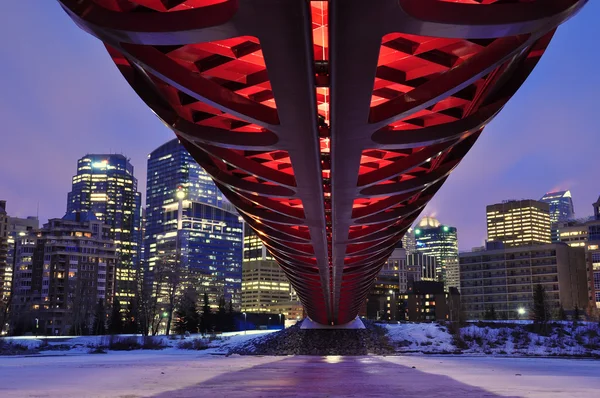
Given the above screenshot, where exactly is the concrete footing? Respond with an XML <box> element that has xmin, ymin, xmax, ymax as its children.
<box><xmin>300</xmin><ymin>317</ymin><xmax>366</xmax><ymax>330</ymax></box>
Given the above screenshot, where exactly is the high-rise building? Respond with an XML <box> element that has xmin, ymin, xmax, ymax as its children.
<box><xmin>414</xmin><ymin>217</ymin><xmax>458</xmax><ymax>286</ymax></box>
<box><xmin>1</xmin><ymin>214</ymin><xmax>39</xmax><ymax>333</ymax></box>
<box><xmin>540</xmin><ymin>190</ymin><xmax>575</xmax><ymax>223</ymax></box>
<box><xmin>145</xmin><ymin>139</ymin><xmax>243</xmax><ymax>313</ymax></box>
<box><xmin>401</xmin><ymin>228</ymin><xmax>416</xmax><ymax>255</ymax></box>
<box><xmin>459</xmin><ymin>243</ymin><xmax>590</xmax><ymax>320</ymax></box>
<box><xmin>406</xmin><ymin>253</ymin><xmax>437</xmax><ymax>283</ymax></box>
<box><xmin>10</xmin><ymin>212</ymin><xmax>116</xmax><ymax>335</ymax></box>
<box><xmin>241</xmin><ymin>226</ymin><xmax>302</xmax><ymax>321</ymax></box>
<box><xmin>6</xmin><ymin>216</ymin><xmax>39</xmax><ymax>273</ymax></box>
<box><xmin>66</xmin><ymin>154</ymin><xmax>141</xmax><ymax>305</ymax></box>
<box><xmin>541</xmin><ymin>190</ymin><xmax>575</xmax><ymax>242</ymax></box>
<box><xmin>557</xmin><ymin>213</ymin><xmax>600</xmax><ymax>308</ymax></box>
<box><xmin>0</xmin><ymin>201</ymin><xmax>8</xmax><ymax>307</ymax></box>
<box><xmin>486</xmin><ymin>200</ymin><xmax>551</xmax><ymax>248</ymax></box>
<box><xmin>243</xmin><ymin>224</ymin><xmax>274</xmax><ymax>262</ymax></box>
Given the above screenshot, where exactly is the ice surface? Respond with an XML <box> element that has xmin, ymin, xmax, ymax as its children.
<box><xmin>1</xmin><ymin>353</ymin><xmax>599</xmax><ymax>397</ymax></box>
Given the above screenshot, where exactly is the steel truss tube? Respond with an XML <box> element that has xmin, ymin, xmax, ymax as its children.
<box><xmin>58</xmin><ymin>0</ymin><xmax>587</xmax><ymax>325</ymax></box>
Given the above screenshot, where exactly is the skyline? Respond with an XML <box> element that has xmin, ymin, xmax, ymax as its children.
<box><xmin>1</xmin><ymin>2</ymin><xmax>599</xmax><ymax>251</ymax></box>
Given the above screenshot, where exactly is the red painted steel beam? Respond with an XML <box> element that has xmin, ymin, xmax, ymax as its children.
<box><xmin>58</xmin><ymin>0</ymin><xmax>587</xmax><ymax>325</ymax></box>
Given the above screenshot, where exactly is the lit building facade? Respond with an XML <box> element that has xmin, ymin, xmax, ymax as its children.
<box><xmin>145</xmin><ymin>139</ymin><xmax>243</xmax><ymax>312</ymax></box>
<box><xmin>557</xmin><ymin>216</ymin><xmax>600</xmax><ymax>307</ymax></box>
<box><xmin>486</xmin><ymin>200</ymin><xmax>551</xmax><ymax>248</ymax></box>
<box><xmin>540</xmin><ymin>190</ymin><xmax>575</xmax><ymax>223</ymax></box>
<box><xmin>401</xmin><ymin>228</ymin><xmax>416</xmax><ymax>255</ymax></box>
<box><xmin>459</xmin><ymin>243</ymin><xmax>590</xmax><ymax>320</ymax></box>
<box><xmin>414</xmin><ymin>217</ymin><xmax>458</xmax><ymax>286</ymax></box>
<box><xmin>66</xmin><ymin>154</ymin><xmax>141</xmax><ymax>305</ymax></box>
<box><xmin>241</xmin><ymin>226</ymin><xmax>302</xmax><ymax>321</ymax></box>
<box><xmin>2</xmin><ymin>214</ymin><xmax>39</xmax><ymax>333</ymax></box>
<box><xmin>0</xmin><ymin>201</ymin><xmax>8</xmax><ymax>306</ymax></box>
<box><xmin>11</xmin><ymin>212</ymin><xmax>116</xmax><ymax>335</ymax></box>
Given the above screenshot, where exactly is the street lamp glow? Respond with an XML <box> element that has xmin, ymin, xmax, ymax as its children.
<box><xmin>176</xmin><ymin>190</ymin><xmax>185</xmax><ymax>200</ymax></box>
<box><xmin>517</xmin><ymin>308</ymin><xmax>526</xmax><ymax>316</ymax></box>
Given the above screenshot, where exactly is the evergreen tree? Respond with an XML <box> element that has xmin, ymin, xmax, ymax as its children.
<box><xmin>92</xmin><ymin>299</ymin><xmax>106</xmax><ymax>335</ymax></box>
<box><xmin>108</xmin><ymin>299</ymin><xmax>124</xmax><ymax>334</ymax></box>
<box><xmin>215</xmin><ymin>296</ymin><xmax>226</xmax><ymax>332</ymax></box>
<box><xmin>557</xmin><ymin>304</ymin><xmax>567</xmax><ymax>321</ymax></box>
<box><xmin>573</xmin><ymin>304</ymin><xmax>580</xmax><ymax>327</ymax></box>
<box><xmin>200</xmin><ymin>293</ymin><xmax>211</xmax><ymax>335</ymax></box>
<box><xmin>174</xmin><ymin>287</ymin><xmax>200</xmax><ymax>334</ymax></box>
<box><xmin>484</xmin><ymin>305</ymin><xmax>497</xmax><ymax>321</ymax></box>
<box><xmin>227</xmin><ymin>301</ymin><xmax>236</xmax><ymax>332</ymax></box>
<box><xmin>532</xmin><ymin>284</ymin><xmax>550</xmax><ymax>326</ymax></box>
<box><xmin>124</xmin><ymin>301</ymin><xmax>139</xmax><ymax>334</ymax></box>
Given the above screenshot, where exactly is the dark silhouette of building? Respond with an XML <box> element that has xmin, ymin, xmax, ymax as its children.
<box><xmin>400</xmin><ymin>281</ymin><xmax>460</xmax><ymax>322</ymax></box>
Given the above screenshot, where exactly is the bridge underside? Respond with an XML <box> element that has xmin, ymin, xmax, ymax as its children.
<box><xmin>59</xmin><ymin>0</ymin><xmax>586</xmax><ymax>325</ymax></box>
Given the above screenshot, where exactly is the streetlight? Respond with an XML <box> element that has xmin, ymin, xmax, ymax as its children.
<box><xmin>278</xmin><ymin>313</ymin><xmax>282</xmax><ymax>328</ymax></box>
<box><xmin>35</xmin><ymin>318</ymin><xmax>39</xmax><ymax>338</ymax></box>
<box><xmin>243</xmin><ymin>312</ymin><xmax>247</xmax><ymax>335</ymax></box>
<box><xmin>517</xmin><ymin>307</ymin><xmax>526</xmax><ymax>320</ymax></box>
<box><xmin>268</xmin><ymin>316</ymin><xmax>272</xmax><ymax>329</ymax></box>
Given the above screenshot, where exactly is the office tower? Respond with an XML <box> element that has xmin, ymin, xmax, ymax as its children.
<box><xmin>1</xmin><ymin>213</ymin><xmax>39</xmax><ymax>333</ymax></box>
<box><xmin>540</xmin><ymin>190</ymin><xmax>575</xmax><ymax>223</ymax></box>
<box><xmin>557</xmin><ymin>209</ymin><xmax>600</xmax><ymax>307</ymax></box>
<box><xmin>6</xmin><ymin>216</ymin><xmax>39</xmax><ymax>274</ymax></box>
<box><xmin>366</xmin><ymin>246</ymin><xmax>406</xmax><ymax>321</ymax></box>
<box><xmin>10</xmin><ymin>212</ymin><xmax>116</xmax><ymax>335</ymax></box>
<box><xmin>541</xmin><ymin>190</ymin><xmax>575</xmax><ymax>242</ymax></box>
<box><xmin>445</xmin><ymin>257</ymin><xmax>460</xmax><ymax>292</ymax></box>
<box><xmin>414</xmin><ymin>217</ymin><xmax>458</xmax><ymax>286</ymax></box>
<box><xmin>406</xmin><ymin>253</ymin><xmax>437</xmax><ymax>283</ymax></box>
<box><xmin>486</xmin><ymin>200</ymin><xmax>551</xmax><ymax>247</ymax></box>
<box><xmin>241</xmin><ymin>226</ymin><xmax>302</xmax><ymax>321</ymax></box>
<box><xmin>0</xmin><ymin>201</ymin><xmax>8</xmax><ymax>307</ymax></box>
<box><xmin>66</xmin><ymin>154</ymin><xmax>141</xmax><ymax>305</ymax></box>
<box><xmin>243</xmin><ymin>224</ymin><xmax>274</xmax><ymax>262</ymax></box>
<box><xmin>401</xmin><ymin>228</ymin><xmax>416</xmax><ymax>255</ymax></box>
<box><xmin>459</xmin><ymin>243</ymin><xmax>590</xmax><ymax>320</ymax></box>
<box><xmin>145</xmin><ymin>139</ymin><xmax>243</xmax><ymax>313</ymax></box>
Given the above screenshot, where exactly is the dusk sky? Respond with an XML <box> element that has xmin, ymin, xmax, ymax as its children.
<box><xmin>1</xmin><ymin>2</ymin><xmax>598</xmax><ymax>251</ymax></box>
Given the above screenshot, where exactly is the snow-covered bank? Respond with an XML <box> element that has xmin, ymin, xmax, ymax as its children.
<box><xmin>0</xmin><ymin>330</ymin><xmax>276</xmax><ymax>355</ymax></box>
<box><xmin>384</xmin><ymin>321</ymin><xmax>600</xmax><ymax>357</ymax></box>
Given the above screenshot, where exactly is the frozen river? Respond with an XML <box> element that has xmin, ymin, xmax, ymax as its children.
<box><xmin>1</xmin><ymin>352</ymin><xmax>599</xmax><ymax>397</ymax></box>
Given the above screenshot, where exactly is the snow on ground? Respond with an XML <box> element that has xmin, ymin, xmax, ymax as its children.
<box><xmin>1</xmin><ymin>352</ymin><xmax>599</xmax><ymax>397</ymax></box>
<box><xmin>383</xmin><ymin>322</ymin><xmax>455</xmax><ymax>353</ymax></box>
<box><xmin>384</xmin><ymin>321</ymin><xmax>600</xmax><ymax>356</ymax></box>
<box><xmin>1</xmin><ymin>330</ymin><xmax>276</xmax><ymax>355</ymax></box>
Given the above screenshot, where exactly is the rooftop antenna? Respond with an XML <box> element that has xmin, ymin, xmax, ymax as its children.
<box><xmin>36</xmin><ymin>201</ymin><xmax>39</xmax><ymax>220</ymax></box>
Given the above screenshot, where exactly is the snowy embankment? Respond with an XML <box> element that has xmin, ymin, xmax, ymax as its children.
<box><xmin>0</xmin><ymin>330</ymin><xmax>276</xmax><ymax>355</ymax></box>
<box><xmin>384</xmin><ymin>321</ymin><xmax>600</xmax><ymax>357</ymax></box>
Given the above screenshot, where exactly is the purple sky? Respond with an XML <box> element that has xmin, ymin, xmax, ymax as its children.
<box><xmin>1</xmin><ymin>3</ymin><xmax>598</xmax><ymax>251</ymax></box>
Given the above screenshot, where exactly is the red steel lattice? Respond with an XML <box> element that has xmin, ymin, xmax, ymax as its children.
<box><xmin>59</xmin><ymin>0</ymin><xmax>587</xmax><ymax>325</ymax></box>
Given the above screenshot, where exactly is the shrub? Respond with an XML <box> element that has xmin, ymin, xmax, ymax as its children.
<box><xmin>108</xmin><ymin>336</ymin><xmax>140</xmax><ymax>351</ymax></box>
<box><xmin>142</xmin><ymin>336</ymin><xmax>167</xmax><ymax>350</ymax></box>
<box><xmin>178</xmin><ymin>339</ymin><xmax>209</xmax><ymax>350</ymax></box>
